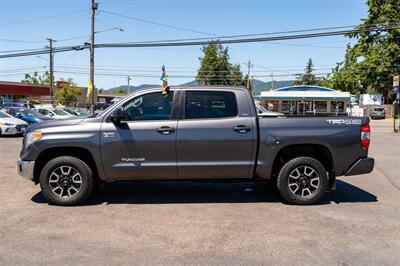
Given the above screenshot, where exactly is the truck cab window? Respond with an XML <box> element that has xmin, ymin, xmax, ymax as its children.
<box><xmin>123</xmin><ymin>92</ymin><xmax>174</xmax><ymax>121</ymax></box>
<box><xmin>184</xmin><ymin>91</ymin><xmax>237</xmax><ymax>119</ymax></box>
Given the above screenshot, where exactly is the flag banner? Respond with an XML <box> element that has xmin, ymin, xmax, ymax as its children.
<box><xmin>87</xmin><ymin>80</ymin><xmax>93</xmax><ymax>103</ymax></box>
<box><xmin>160</xmin><ymin>64</ymin><xmax>169</xmax><ymax>97</ymax></box>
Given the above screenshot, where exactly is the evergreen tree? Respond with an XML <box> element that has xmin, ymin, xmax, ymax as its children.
<box><xmin>293</xmin><ymin>58</ymin><xmax>319</xmax><ymax>85</ymax></box>
<box><xmin>196</xmin><ymin>43</ymin><xmax>244</xmax><ymax>86</ymax></box>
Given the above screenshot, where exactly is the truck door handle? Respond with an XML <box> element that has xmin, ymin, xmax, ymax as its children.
<box><xmin>233</xmin><ymin>125</ymin><xmax>251</xmax><ymax>133</ymax></box>
<box><xmin>156</xmin><ymin>126</ymin><xmax>175</xmax><ymax>135</ymax></box>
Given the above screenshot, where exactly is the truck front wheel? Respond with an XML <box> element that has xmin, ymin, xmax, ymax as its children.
<box><xmin>277</xmin><ymin>157</ymin><xmax>327</xmax><ymax>205</ymax></box>
<box><xmin>39</xmin><ymin>156</ymin><xmax>95</xmax><ymax>206</ymax></box>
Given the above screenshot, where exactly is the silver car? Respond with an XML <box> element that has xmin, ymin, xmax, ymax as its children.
<box><xmin>0</xmin><ymin>110</ymin><xmax>28</xmax><ymax>136</ymax></box>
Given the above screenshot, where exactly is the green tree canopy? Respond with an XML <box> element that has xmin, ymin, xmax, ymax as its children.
<box><xmin>55</xmin><ymin>78</ymin><xmax>83</xmax><ymax>106</ymax></box>
<box><xmin>331</xmin><ymin>0</ymin><xmax>400</xmax><ymax>100</ymax></box>
<box><xmin>113</xmin><ymin>88</ymin><xmax>127</xmax><ymax>95</ymax></box>
<box><xmin>293</xmin><ymin>58</ymin><xmax>319</xmax><ymax>86</ymax></box>
<box><xmin>21</xmin><ymin>71</ymin><xmax>50</xmax><ymax>85</ymax></box>
<box><xmin>196</xmin><ymin>43</ymin><xmax>243</xmax><ymax>87</ymax></box>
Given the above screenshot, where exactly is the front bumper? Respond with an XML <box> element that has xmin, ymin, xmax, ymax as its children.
<box><xmin>0</xmin><ymin>125</ymin><xmax>27</xmax><ymax>135</ymax></box>
<box><xmin>345</xmin><ymin>157</ymin><xmax>374</xmax><ymax>176</ymax></box>
<box><xmin>17</xmin><ymin>160</ymin><xmax>35</xmax><ymax>181</ymax></box>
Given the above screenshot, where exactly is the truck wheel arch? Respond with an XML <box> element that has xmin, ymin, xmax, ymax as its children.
<box><xmin>271</xmin><ymin>144</ymin><xmax>334</xmax><ymax>180</ymax></box>
<box><xmin>33</xmin><ymin>147</ymin><xmax>99</xmax><ymax>184</ymax></box>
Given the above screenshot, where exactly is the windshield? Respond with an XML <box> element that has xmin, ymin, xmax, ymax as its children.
<box><xmin>257</xmin><ymin>106</ymin><xmax>271</xmax><ymax>113</ymax></box>
<box><xmin>95</xmin><ymin>102</ymin><xmax>116</xmax><ymax>117</ymax></box>
<box><xmin>374</xmin><ymin>108</ymin><xmax>384</xmax><ymax>111</ymax></box>
<box><xmin>23</xmin><ymin>109</ymin><xmax>42</xmax><ymax>116</ymax></box>
<box><xmin>53</xmin><ymin>109</ymin><xmax>71</xmax><ymax>115</ymax></box>
<box><xmin>0</xmin><ymin>110</ymin><xmax>12</xmax><ymax>118</ymax></box>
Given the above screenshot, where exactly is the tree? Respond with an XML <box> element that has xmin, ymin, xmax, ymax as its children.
<box><xmin>21</xmin><ymin>71</ymin><xmax>50</xmax><ymax>85</ymax></box>
<box><xmin>332</xmin><ymin>0</ymin><xmax>400</xmax><ymax>100</ymax></box>
<box><xmin>55</xmin><ymin>79</ymin><xmax>83</xmax><ymax>106</ymax></box>
<box><xmin>196</xmin><ymin>43</ymin><xmax>244</xmax><ymax>86</ymax></box>
<box><xmin>113</xmin><ymin>88</ymin><xmax>127</xmax><ymax>95</ymax></box>
<box><xmin>293</xmin><ymin>58</ymin><xmax>319</xmax><ymax>86</ymax></box>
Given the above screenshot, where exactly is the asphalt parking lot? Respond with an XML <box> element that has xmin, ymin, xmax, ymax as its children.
<box><xmin>0</xmin><ymin>119</ymin><xmax>399</xmax><ymax>265</ymax></box>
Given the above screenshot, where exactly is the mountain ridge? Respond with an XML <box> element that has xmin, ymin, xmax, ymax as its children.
<box><xmin>104</xmin><ymin>79</ymin><xmax>294</xmax><ymax>94</ymax></box>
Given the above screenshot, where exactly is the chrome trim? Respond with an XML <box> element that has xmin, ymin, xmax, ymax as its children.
<box><xmin>17</xmin><ymin>160</ymin><xmax>35</xmax><ymax>181</ymax></box>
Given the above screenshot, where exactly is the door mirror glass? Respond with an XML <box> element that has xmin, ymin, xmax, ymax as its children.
<box><xmin>110</xmin><ymin>107</ymin><xmax>125</xmax><ymax>124</ymax></box>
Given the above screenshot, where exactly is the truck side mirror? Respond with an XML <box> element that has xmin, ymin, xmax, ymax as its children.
<box><xmin>110</xmin><ymin>107</ymin><xmax>125</xmax><ymax>124</ymax></box>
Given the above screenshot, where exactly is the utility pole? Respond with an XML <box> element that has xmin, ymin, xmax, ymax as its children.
<box><xmin>246</xmin><ymin>60</ymin><xmax>253</xmax><ymax>94</ymax></box>
<box><xmin>90</xmin><ymin>0</ymin><xmax>98</xmax><ymax>113</ymax></box>
<box><xmin>47</xmin><ymin>38</ymin><xmax>55</xmax><ymax>107</ymax></box>
<box><xmin>127</xmin><ymin>75</ymin><xmax>132</xmax><ymax>94</ymax></box>
<box><xmin>271</xmin><ymin>72</ymin><xmax>274</xmax><ymax>90</ymax></box>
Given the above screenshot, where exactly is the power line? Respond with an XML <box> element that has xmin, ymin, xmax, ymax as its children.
<box><xmin>0</xmin><ymin>38</ymin><xmax>45</xmax><ymax>44</ymax></box>
<box><xmin>0</xmin><ymin>10</ymin><xmax>86</xmax><ymax>27</ymax></box>
<box><xmin>99</xmin><ymin>9</ymin><xmax>219</xmax><ymax>37</ymax></box>
<box><xmin>1</xmin><ymin>24</ymin><xmax>399</xmax><ymax>59</ymax></box>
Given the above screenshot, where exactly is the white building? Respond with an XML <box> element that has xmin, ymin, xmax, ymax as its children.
<box><xmin>255</xmin><ymin>85</ymin><xmax>351</xmax><ymax>115</ymax></box>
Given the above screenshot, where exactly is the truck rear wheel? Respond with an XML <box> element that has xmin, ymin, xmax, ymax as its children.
<box><xmin>277</xmin><ymin>157</ymin><xmax>327</xmax><ymax>205</ymax></box>
<box><xmin>39</xmin><ymin>156</ymin><xmax>95</xmax><ymax>206</ymax></box>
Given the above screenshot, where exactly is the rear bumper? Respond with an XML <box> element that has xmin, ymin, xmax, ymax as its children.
<box><xmin>345</xmin><ymin>157</ymin><xmax>374</xmax><ymax>176</ymax></box>
<box><xmin>17</xmin><ymin>160</ymin><xmax>35</xmax><ymax>181</ymax></box>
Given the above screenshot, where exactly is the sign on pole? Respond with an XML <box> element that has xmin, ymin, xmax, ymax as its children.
<box><xmin>394</xmin><ymin>75</ymin><xmax>399</xmax><ymax>87</ymax></box>
<box><xmin>394</xmin><ymin>75</ymin><xmax>399</xmax><ymax>99</ymax></box>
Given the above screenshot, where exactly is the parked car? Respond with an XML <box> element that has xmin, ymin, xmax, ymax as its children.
<box><xmin>0</xmin><ymin>110</ymin><xmax>28</xmax><ymax>136</ymax></box>
<box><xmin>2</xmin><ymin>107</ymin><xmax>53</xmax><ymax>124</ymax></box>
<box><xmin>63</xmin><ymin>108</ymin><xmax>91</xmax><ymax>118</ymax></box>
<box><xmin>18</xmin><ymin>86</ymin><xmax>374</xmax><ymax>206</ymax></box>
<box><xmin>370</xmin><ymin>107</ymin><xmax>385</xmax><ymax>119</ymax></box>
<box><xmin>0</xmin><ymin>101</ymin><xmax>32</xmax><ymax>109</ymax></box>
<box><xmin>94</xmin><ymin>102</ymin><xmax>110</xmax><ymax>111</ymax></box>
<box><xmin>256</xmin><ymin>105</ymin><xmax>284</xmax><ymax>117</ymax></box>
<box><xmin>34</xmin><ymin>107</ymin><xmax>75</xmax><ymax>119</ymax></box>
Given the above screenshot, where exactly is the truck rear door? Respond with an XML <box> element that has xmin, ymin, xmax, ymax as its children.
<box><xmin>176</xmin><ymin>89</ymin><xmax>256</xmax><ymax>178</ymax></box>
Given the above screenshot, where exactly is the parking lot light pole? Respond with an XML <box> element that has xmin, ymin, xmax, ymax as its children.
<box><xmin>90</xmin><ymin>0</ymin><xmax>98</xmax><ymax>114</ymax></box>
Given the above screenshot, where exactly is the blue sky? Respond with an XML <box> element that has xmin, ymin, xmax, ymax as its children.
<box><xmin>0</xmin><ymin>0</ymin><xmax>367</xmax><ymax>89</ymax></box>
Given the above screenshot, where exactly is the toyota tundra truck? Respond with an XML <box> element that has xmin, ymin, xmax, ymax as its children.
<box><xmin>17</xmin><ymin>86</ymin><xmax>374</xmax><ymax>206</ymax></box>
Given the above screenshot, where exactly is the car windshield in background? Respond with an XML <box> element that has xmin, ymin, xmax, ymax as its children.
<box><xmin>53</xmin><ymin>109</ymin><xmax>71</xmax><ymax>115</ymax></box>
<box><xmin>374</xmin><ymin>108</ymin><xmax>384</xmax><ymax>112</ymax></box>
<box><xmin>0</xmin><ymin>110</ymin><xmax>11</xmax><ymax>118</ymax></box>
<box><xmin>96</xmin><ymin>102</ymin><xmax>116</xmax><ymax>117</ymax></box>
<box><xmin>23</xmin><ymin>109</ymin><xmax>42</xmax><ymax>116</ymax></box>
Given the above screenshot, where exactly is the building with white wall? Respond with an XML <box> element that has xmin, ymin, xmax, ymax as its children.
<box><xmin>255</xmin><ymin>85</ymin><xmax>351</xmax><ymax>115</ymax></box>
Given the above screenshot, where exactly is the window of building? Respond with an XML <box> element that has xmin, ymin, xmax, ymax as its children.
<box><xmin>266</xmin><ymin>101</ymin><xmax>279</xmax><ymax>112</ymax></box>
<box><xmin>314</xmin><ymin>101</ymin><xmax>327</xmax><ymax>112</ymax></box>
<box><xmin>282</xmin><ymin>101</ymin><xmax>296</xmax><ymax>113</ymax></box>
<box><xmin>331</xmin><ymin>101</ymin><xmax>345</xmax><ymax>112</ymax></box>
<box><xmin>123</xmin><ymin>92</ymin><xmax>174</xmax><ymax>121</ymax></box>
<box><xmin>185</xmin><ymin>91</ymin><xmax>237</xmax><ymax>119</ymax></box>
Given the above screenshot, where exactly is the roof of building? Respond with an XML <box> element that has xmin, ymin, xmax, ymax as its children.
<box><xmin>0</xmin><ymin>81</ymin><xmax>49</xmax><ymax>96</ymax></box>
<box><xmin>275</xmin><ymin>85</ymin><xmax>335</xmax><ymax>92</ymax></box>
<box><xmin>257</xmin><ymin>85</ymin><xmax>350</xmax><ymax>101</ymax></box>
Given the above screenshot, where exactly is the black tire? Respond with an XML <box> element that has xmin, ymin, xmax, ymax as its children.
<box><xmin>277</xmin><ymin>157</ymin><xmax>327</xmax><ymax>205</ymax></box>
<box><xmin>39</xmin><ymin>156</ymin><xmax>95</xmax><ymax>206</ymax></box>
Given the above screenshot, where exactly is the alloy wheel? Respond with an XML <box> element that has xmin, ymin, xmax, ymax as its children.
<box><xmin>48</xmin><ymin>166</ymin><xmax>82</xmax><ymax>198</ymax></box>
<box><xmin>288</xmin><ymin>166</ymin><xmax>320</xmax><ymax>197</ymax></box>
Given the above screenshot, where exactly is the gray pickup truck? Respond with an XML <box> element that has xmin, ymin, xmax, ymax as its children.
<box><xmin>17</xmin><ymin>86</ymin><xmax>374</xmax><ymax>206</ymax></box>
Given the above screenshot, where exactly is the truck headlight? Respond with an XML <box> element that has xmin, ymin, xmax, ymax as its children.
<box><xmin>25</xmin><ymin>131</ymin><xmax>42</xmax><ymax>148</ymax></box>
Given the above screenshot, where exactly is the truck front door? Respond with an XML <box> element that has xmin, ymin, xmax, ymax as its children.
<box><xmin>177</xmin><ymin>90</ymin><xmax>256</xmax><ymax>178</ymax></box>
<box><xmin>100</xmin><ymin>91</ymin><xmax>178</xmax><ymax>180</ymax></box>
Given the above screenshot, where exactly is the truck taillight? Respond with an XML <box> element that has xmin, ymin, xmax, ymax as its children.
<box><xmin>361</xmin><ymin>124</ymin><xmax>371</xmax><ymax>150</ymax></box>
